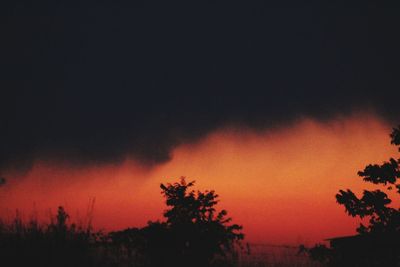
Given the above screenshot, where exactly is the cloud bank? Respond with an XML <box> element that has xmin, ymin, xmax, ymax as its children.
<box><xmin>1</xmin><ymin>4</ymin><xmax>400</xmax><ymax>170</ymax></box>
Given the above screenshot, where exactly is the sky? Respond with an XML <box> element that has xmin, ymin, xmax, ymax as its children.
<box><xmin>1</xmin><ymin>3</ymin><xmax>400</xmax><ymax>244</ymax></box>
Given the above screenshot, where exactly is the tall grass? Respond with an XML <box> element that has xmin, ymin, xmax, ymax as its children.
<box><xmin>0</xmin><ymin>206</ymin><xmax>110</xmax><ymax>267</ymax></box>
<box><xmin>0</xmin><ymin>207</ymin><xmax>323</xmax><ymax>267</ymax></box>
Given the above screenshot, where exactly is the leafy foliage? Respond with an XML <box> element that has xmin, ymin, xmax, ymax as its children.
<box><xmin>159</xmin><ymin>178</ymin><xmax>243</xmax><ymax>263</ymax></box>
<box><xmin>110</xmin><ymin>177</ymin><xmax>244</xmax><ymax>267</ymax></box>
<box><xmin>336</xmin><ymin>126</ymin><xmax>400</xmax><ymax>234</ymax></box>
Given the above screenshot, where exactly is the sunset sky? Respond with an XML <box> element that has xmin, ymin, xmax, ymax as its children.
<box><xmin>1</xmin><ymin>4</ymin><xmax>400</xmax><ymax>245</ymax></box>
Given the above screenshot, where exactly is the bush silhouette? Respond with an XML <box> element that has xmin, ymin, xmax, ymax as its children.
<box><xmin>111</xmin><ymin>177</ymin><xmax>244</xmax><ymax>267</ymax></box>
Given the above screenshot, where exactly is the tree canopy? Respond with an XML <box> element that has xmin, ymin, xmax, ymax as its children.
<box><xmin>110</xmin><ymin>177</ymin><xmax>244</xmax><ymax>267</ymax></box>
<box><xmin>336</xmin><ymin>126</ymin><xmax>400</xmax><ymax>234</ymax></box>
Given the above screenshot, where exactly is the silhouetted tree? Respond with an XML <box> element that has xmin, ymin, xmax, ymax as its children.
<box><xmin>336</xmin><ymin>126</ymin><xmax>400</xmax><ymax>234</ymax></box>
<box><xmin>111</xmin><ymin>177</ymin><xmax>244</xmax><ymax>267</ymax></box>
<box><xmin>158</xmin><ymin>178</ymin><xmax>243</xmax><ymax>266</ymax></box>
<box><xmin>327</xmin><ymin>126</ymin><xmax>400</xmax><ymax>266</ymax></box>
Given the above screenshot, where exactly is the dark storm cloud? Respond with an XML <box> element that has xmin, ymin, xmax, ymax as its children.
<box><xmin>1</xmin><ymin>3</ymin><xmax>400</xmax><ymax>170</ymax></box>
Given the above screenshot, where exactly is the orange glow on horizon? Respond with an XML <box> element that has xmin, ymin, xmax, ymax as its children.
<box><xmin>0</xmin><ymin>114</ymin><xmax>397</xmax><ymax>245</ymax></box>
